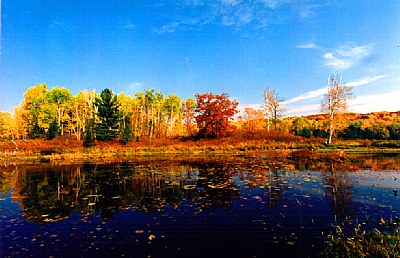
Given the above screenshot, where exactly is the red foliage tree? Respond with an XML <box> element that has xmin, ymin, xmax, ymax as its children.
<box><xmin>195</xmin><ymin>93</ymin><xmax>238</xmax><ymax>138</ymax></box>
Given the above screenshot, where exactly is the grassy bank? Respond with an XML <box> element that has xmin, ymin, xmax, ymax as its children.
<box><xmin>0</xmin><ymin>133</ymin><xmax>399</xmax><ymax>166</ymax></box>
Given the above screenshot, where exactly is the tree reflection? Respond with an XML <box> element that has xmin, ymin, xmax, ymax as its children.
<box><xmin>7</xmin><ymin>162</ymin><xmax>240</xmax><ymax>223</ymax></box>
<box><xmin>3</xmin><ymin>155</ymin><xmax>397</xmax><ymax>224</ymax></box>
<box><xmin>266</xmin><ymin>169</ymin><xmax>284</xmax><ymax>208</ymax></box>
<box><xmin>323</xmin><ymin>163</ymin><xmax>354</xmax><ymax>220</ymax></box>
<box><xmin>14</xmin><ymin>166</ymin><xmax>78</xmax><ymax>223</ymax></box>
<box><xmin>0</xmin><ymin>168</ymin><xmax>16</xmax><ymax>194</ymax></box>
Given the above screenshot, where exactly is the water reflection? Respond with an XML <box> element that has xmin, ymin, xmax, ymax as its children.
<box><xmin>323</xmin><ymin>163</ymin><xmax>354</xmax><ymax>219</ymax></box>
<box><xmin>0</xmin><ymin>155</ymin><xmax>399</xmax><ymax>257</ymax></box>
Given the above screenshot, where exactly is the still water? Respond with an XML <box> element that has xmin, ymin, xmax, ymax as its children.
<box><xmin>1</xmin><ymin>155</ymin><xmax>399</xmax><ymax>257</ymax></box>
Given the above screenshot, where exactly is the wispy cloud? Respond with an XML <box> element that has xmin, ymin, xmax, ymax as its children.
<box><xmin>124</xmin><ymin>23</ymin><xmax>136</xmax><ymax>29</ymax></box>
<box><xmin>283</xmin><ymin>88</ymin><xmax>327</xmax><ymax>105</ymax></box>
<box><xmin>49</xmin><ymin>20</ymin><xmax>73</xmax><ymax>31</ymax></box>
<box><xmin>299</xmin><ymin>4</ymin><xmax>322</xmax><ymax>19</ymax></box>
<box><xmin>221</xmin><ymin>0</ymin><xmax>241</xmax><ymax>6</ymax></box>
<box><xmin>296</xmin><ymin>42</ymin><xmax>318</xmax><ymax>49</ymax></box>
<box><xmin>346</xmin><ymin>74</ymin><xmax>386</xmax><ymax>87</ymax></box>
<box><xmin>284</xmin><ymin>74</ymin><xmax>385</xmax><ymax>105</ymax></box>
<box><xmin>324</xmin><ymin>42</ymin><xmax>374</xmax><ymax>70</ymax></box>
<box><xmin>257</xmin><ymin>0</ymin><xmax>289</xmax><ymax>9</ymax></box>
<box><xmin>153</xmin><ymin>1</ymin><xmax>314</xmax><ymax>34</ymax></box>
<box><xmin>153</xmin><ymin>17</ymin><xmax>209</xmax><ymax>34</ymax></box>
<box><xmin>284</xmin><ymin>90</ymin><xmax>400</xmax><ymax>117</ymax></box>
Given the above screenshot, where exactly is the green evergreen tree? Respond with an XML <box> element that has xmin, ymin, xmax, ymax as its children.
<box><xmin>121</xmin><ymin>116</ymin><xmax>133</xmax><ymax>145</ymax></box>
<box><xmin>94</xmin><ymin>88</ymin><xmax>122</xmax><ymax>141</ymax></box>
<box><xmin>83</xmin><ymin>120</ymin><xmax>94</xmax><ymax>147</ymax></box>
<box><xmin>298</xmin><ymin>127</ymin><xmax>311</xmax><ymax>138</ymax></box>
<box><xmin>46</xmin><ymin>119</ymin><xmax>59</xmax><ymax>140</ymax></box>
<box><xmin>31</xmin><ymin>122</ymin><xmax>43</xmax><ymax>139</ymax></box>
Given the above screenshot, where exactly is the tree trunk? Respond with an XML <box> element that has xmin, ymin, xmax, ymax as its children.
<box><xmin>328</xmin><ymin>113</ymin><xmax>334</xmax><ymax>144</ymax></box>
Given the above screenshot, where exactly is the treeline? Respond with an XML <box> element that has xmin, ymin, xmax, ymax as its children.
<box><xmin>291</xmin><ymin>112</ymin><xmax>400</xmax><ymax>140</ymax></box>
<box><xmin>0</xmin><ymin>84</ymin><xmax>239</xmax><ymax>143</ymax></box>
<box><xmin>0</xmin><ymin>84</ymin><xmax>198</xmax><ymax>142</ymax></box>
<box><xmin>237</xmin><ymin>110</ymin><xmax>400</xmax><ymax>141</ymax></box>
<box><xmin>0</xmin><ymin>83</ymin><xmax>399</xmax><ymax>144</ymax></box>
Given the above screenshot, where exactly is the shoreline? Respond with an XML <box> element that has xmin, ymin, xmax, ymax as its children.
<box><xmin>1</xmin><ymin>145</ymin><xmax>399</xmax><ymax>167</ymax></box>
<box><xmin>1</xmin><ymin>136</ymin><xmax>399</xmax><ymax>166</ymax></box>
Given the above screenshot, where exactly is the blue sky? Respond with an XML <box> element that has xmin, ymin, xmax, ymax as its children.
<box><xmin>1</xmin><ymin>0</ymin><xmax>399</xmax><ymax>115</ymax></box>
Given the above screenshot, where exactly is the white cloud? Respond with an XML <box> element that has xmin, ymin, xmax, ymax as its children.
<box><xmin>283</xmin><ymin>74</ymin><xmax>386</xmax><ymax>105</ymax></box>
<box><xmin>153</xmin><ymin>22</ymin><xmax>181</xmax><ymax>34</ymax></box>
<box><xmin>346</xmin><ymin>74</ymin><xmax>386</xmax><ymax>87</ymax></box>
<box><xmin>349</xmin><ymin>90</ymin><xmax>400</xmax><ymax>113</ymax></box>
<box><xmin>284</xmin><ymin>90</ymin><xmax>400</xmax><ymax>117</ymax></box>
<box><xmin>127</xmin><ymin>82</ymin><xmax>144</xmax><ymax>93</ymax></box>
<box><xmin>241</xmin><ymin>73</ymin><xmax>395</xmax><ymax>117</ymax></box>
<box><xmin>296</xmin><ymin>42</ymin><xmax>318</xmax><ymax>49</ymax></box>
<box><xmin>285</xmin><ymin>103</ymin><xmax>320</xmax><ymax>117</ymax></box>
<box><xmin>283</xmin><ymin>88</ymin><xmax>327</xmax><ymax>105</ymax></box>
<box><xmin>324</xmin><ymin>43</ymin><xmax>373</xmax><ymax>70</ymax></box>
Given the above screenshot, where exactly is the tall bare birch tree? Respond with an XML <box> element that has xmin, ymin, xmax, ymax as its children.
<box><xmin>321</xmin><ymin>73</ymin><xmax>352</xmax><ymax>144</ymax></box>
<box><xmin>264</xmin><ymin>87</ymin><xmax>285</xmax><ymax>131</ymax></box>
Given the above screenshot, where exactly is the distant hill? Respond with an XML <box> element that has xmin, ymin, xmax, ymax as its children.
<box><xmin>301</xmin><ymin>111</ymin><xmax>400</xmax><ymax>121</ymax></box>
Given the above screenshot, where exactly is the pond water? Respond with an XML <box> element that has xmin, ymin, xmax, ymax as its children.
<box><xmin>1</xmin><ymin>154</ymin><xmax>400</xmax><ymax>257</ymax></box>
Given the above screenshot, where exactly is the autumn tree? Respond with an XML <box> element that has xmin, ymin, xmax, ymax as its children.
<box><xmin>94</xmin><ymin>88</ymin><xmax>122</xmax><ymax>141</ymax></box>
<box><xmin>242</xmin><ymin>107</ymin><xmax>264</xmax><ymax>133</ymax></box>
<box><xmin>264</xmin><ymin>87</ymin><xmax>285</xmax><ymax>131</ymax></box>
<box><xmin>117</xmin><ymin>92</ymin><xmax>135</xmax><ymax>143</ymax></box>
<box><xmin>321</xmin><ymin>73</ymin><xmax>352</xmax><ymax>144</ymax></box>
<box><xmin>71</xmin><ymin>90</ymin><xmax>96</xmax><ymax>140</ymax></box>
<box><xmin>195</xmin><ymin>93</ymin><xmax>238</xmax><ymax>139</ymax></box>
<box><xmin>130</xmin><ymin>89</ymin><xmax>171</xmax><ymax>139</ymax></box>
<box><xmin>164</xmin><ymin>94</ymin><xmax>182</xmax><ymax>137</ymax></box>
<box><xmin>14</xmin><ymin>83</ymin><xmax>53</xmax><ymax>138</ymax></box>
<box><xmin>183</xmin><ymin>97</ymin><xmax>197</xmax><ymax>136</ymax></box>
<box><xmin>0</xmin><ymin>111</ymin><xmax>16</xmax><ymax>140</ymax></box>
<box><xmin>134</xmin><ymin>89</ymin><xmax>158</xmax><ymax>138</ymax></box>
<box><xmin>46</xmin><ymin>87</ymin><xmax>73</xmax><ymax>135</ymax></box>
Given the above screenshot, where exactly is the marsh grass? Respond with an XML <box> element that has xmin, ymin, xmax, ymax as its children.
<box><xmin>324</xmin><ymin>224</ymin><xmax>400</xmax><ymax>258</ymax></box>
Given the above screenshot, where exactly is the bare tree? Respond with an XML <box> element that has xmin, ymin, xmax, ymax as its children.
<box><xmin>321</xmin><ymin>73</ymin><xmax>353</xmax><ymax>144</ymax></box>
<box><xmin>264</xmin><ymin>87</ymin><xmax>286</xmax><ymax>131</ymax></box>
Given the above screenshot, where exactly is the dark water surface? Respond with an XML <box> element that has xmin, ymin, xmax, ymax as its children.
<box><xmin>1</xmin><ymin>155</ymin><xmax>400</xmax><ymax>257</ymax></box>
